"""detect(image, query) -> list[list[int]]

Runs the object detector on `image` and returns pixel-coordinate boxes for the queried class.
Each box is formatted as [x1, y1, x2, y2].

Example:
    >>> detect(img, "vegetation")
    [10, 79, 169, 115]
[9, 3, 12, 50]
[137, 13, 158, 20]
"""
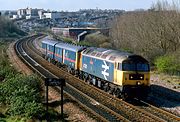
[83, 33, 112, 48]
[0, 16, 26, 38]
[0, 75, 44, 118]
[0, 44, 45, 121]
[110, 0, 180, 75]
[155, 53, 180, 75]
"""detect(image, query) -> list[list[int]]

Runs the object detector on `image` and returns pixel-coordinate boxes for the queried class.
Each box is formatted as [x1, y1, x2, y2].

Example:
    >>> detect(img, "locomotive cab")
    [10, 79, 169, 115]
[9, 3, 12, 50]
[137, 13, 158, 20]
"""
[116, 55, 150, 98]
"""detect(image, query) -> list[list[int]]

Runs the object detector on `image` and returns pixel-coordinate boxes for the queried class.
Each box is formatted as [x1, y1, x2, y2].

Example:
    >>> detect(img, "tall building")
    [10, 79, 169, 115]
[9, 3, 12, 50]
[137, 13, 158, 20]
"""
[38, 10, 46, 19]
[26, 8, 40, 16]
[17, 9, 26, 16]
[17, 8, 43, 19]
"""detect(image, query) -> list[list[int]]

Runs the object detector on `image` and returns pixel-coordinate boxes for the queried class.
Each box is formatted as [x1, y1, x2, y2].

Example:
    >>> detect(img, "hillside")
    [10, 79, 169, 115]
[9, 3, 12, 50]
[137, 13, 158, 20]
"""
[0, 17, 26, 38]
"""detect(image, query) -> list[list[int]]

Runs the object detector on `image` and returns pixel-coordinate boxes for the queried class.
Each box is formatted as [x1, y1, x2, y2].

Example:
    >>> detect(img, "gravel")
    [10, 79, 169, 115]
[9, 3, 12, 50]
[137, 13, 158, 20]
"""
[150, 73, 180, 116]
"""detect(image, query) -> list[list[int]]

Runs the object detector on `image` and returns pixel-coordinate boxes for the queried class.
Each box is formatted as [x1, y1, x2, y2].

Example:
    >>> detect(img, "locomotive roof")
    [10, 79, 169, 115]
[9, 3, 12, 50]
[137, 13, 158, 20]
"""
[55, 42, 85, 52]
[82, 47, 138, 62]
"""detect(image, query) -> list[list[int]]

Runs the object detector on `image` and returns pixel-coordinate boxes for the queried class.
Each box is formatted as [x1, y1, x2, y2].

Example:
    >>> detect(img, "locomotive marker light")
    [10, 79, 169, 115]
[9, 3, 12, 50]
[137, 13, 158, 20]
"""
[45, 78, 66, 121]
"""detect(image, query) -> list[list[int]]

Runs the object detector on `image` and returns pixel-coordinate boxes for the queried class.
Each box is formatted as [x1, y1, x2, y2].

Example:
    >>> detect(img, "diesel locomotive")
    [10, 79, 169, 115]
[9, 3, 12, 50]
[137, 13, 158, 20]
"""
[41, 37, 150, 99]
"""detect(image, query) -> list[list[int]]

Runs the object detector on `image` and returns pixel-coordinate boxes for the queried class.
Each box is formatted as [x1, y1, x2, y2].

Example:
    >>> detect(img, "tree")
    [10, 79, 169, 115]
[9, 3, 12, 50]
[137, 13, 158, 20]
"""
[110, 0, 180, 63]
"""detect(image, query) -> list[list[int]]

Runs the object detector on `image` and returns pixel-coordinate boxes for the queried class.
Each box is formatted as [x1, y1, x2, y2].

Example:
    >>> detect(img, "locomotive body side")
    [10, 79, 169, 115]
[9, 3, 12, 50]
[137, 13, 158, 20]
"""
[81, 54, 114, 82]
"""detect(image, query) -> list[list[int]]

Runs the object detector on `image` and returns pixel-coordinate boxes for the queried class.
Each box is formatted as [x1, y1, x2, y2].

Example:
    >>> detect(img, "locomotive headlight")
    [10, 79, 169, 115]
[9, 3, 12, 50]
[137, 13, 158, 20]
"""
[136, 81, 141, 85]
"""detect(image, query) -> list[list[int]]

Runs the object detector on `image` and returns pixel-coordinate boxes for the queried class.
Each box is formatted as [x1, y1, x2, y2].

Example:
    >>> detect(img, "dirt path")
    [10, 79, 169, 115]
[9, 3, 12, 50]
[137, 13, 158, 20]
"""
[7, 42, 33, 75]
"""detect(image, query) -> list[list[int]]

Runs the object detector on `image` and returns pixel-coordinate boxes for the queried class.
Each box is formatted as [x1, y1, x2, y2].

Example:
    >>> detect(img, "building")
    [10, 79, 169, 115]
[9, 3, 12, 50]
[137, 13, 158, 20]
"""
[43, 12, 60, 20]
[17, 9, 26, 17]
[17, 8, 42, 19]
[12, 15, 19, 19]
[38, 10, 46, 19]
[26, 8, 39, 16]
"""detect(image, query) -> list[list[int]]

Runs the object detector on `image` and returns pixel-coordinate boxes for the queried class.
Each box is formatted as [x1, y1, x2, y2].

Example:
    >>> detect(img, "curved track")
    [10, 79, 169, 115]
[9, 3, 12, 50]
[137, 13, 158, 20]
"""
[15, 35, 180, 122]
[15, 36, 129, 122]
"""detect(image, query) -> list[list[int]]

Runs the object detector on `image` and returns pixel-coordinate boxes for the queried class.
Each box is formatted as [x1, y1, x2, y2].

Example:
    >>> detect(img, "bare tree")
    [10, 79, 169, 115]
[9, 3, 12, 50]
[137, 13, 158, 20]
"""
[110, 0, 180, 62]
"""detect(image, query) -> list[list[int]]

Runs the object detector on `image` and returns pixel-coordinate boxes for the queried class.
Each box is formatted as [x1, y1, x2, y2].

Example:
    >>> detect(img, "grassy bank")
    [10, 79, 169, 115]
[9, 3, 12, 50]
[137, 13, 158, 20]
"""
[0, 42, 45, 121]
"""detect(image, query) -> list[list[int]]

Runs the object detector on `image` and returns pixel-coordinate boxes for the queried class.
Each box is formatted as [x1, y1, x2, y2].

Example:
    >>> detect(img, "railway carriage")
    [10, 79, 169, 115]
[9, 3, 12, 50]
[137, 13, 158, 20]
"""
[54, 43, 85, 74]
[41, 39, 58, 61]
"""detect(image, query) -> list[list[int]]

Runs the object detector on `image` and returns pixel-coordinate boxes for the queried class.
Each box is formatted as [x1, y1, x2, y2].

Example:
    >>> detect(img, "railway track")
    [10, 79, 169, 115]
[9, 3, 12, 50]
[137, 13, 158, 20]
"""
[128, 98, 180, 122]
[15, 35, 180, 122]
[15, 36, 129, 122]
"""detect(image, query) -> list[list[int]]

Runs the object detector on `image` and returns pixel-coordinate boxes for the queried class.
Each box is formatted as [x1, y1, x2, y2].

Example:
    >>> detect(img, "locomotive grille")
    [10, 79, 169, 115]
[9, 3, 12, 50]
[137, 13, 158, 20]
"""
[129, 74, 144, 80]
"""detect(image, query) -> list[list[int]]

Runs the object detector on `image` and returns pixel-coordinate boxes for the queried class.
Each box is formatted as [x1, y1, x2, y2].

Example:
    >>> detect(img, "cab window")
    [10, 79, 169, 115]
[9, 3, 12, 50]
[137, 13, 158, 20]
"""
[122, 63, 136, 71]
[137, 63, 149, 71]
[119, 63, 149, 71]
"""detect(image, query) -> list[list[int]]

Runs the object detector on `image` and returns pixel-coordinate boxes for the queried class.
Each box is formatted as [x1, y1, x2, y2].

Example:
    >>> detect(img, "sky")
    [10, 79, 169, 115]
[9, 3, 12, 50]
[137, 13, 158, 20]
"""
[0, 0, 174, 11]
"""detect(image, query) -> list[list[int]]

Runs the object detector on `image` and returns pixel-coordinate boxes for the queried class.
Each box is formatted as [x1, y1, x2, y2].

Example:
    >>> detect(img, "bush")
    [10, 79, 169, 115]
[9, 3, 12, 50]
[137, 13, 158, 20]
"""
[155, 55, 180, 75]
[84, 33, 111, 48]
[78, 41, 94, 47]
[0, 75, 44, 118]
[99, 42, 113, 48]
[0, 42, 44, 120]
[0, 16, 26, 38]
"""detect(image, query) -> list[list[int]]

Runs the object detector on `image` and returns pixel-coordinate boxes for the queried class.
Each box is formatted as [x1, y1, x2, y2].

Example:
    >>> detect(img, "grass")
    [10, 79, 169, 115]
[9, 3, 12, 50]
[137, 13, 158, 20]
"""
[0, 117, 27, 122]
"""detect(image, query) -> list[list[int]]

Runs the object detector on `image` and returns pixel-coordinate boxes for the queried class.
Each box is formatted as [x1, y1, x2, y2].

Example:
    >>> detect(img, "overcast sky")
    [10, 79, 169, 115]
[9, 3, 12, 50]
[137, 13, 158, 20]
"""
[0, 0, 174, 11]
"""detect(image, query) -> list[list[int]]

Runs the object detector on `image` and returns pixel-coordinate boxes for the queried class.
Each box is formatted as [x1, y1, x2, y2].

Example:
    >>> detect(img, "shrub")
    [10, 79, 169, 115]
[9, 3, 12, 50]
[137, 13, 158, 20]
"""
[155, 55, 180, 75]
[0, 75, 44, 118]
[78, 41, 94, 47]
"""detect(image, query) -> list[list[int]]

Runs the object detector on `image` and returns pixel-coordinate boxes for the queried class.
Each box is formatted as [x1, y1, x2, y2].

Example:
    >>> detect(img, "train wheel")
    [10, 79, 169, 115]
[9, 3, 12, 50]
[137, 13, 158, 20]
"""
[100, 82, 104, 90]
[109, 87, 114, 94]
[103, 84, 110, 92]
[121, 93, 129, 100]
[113, 88, 121, 98]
